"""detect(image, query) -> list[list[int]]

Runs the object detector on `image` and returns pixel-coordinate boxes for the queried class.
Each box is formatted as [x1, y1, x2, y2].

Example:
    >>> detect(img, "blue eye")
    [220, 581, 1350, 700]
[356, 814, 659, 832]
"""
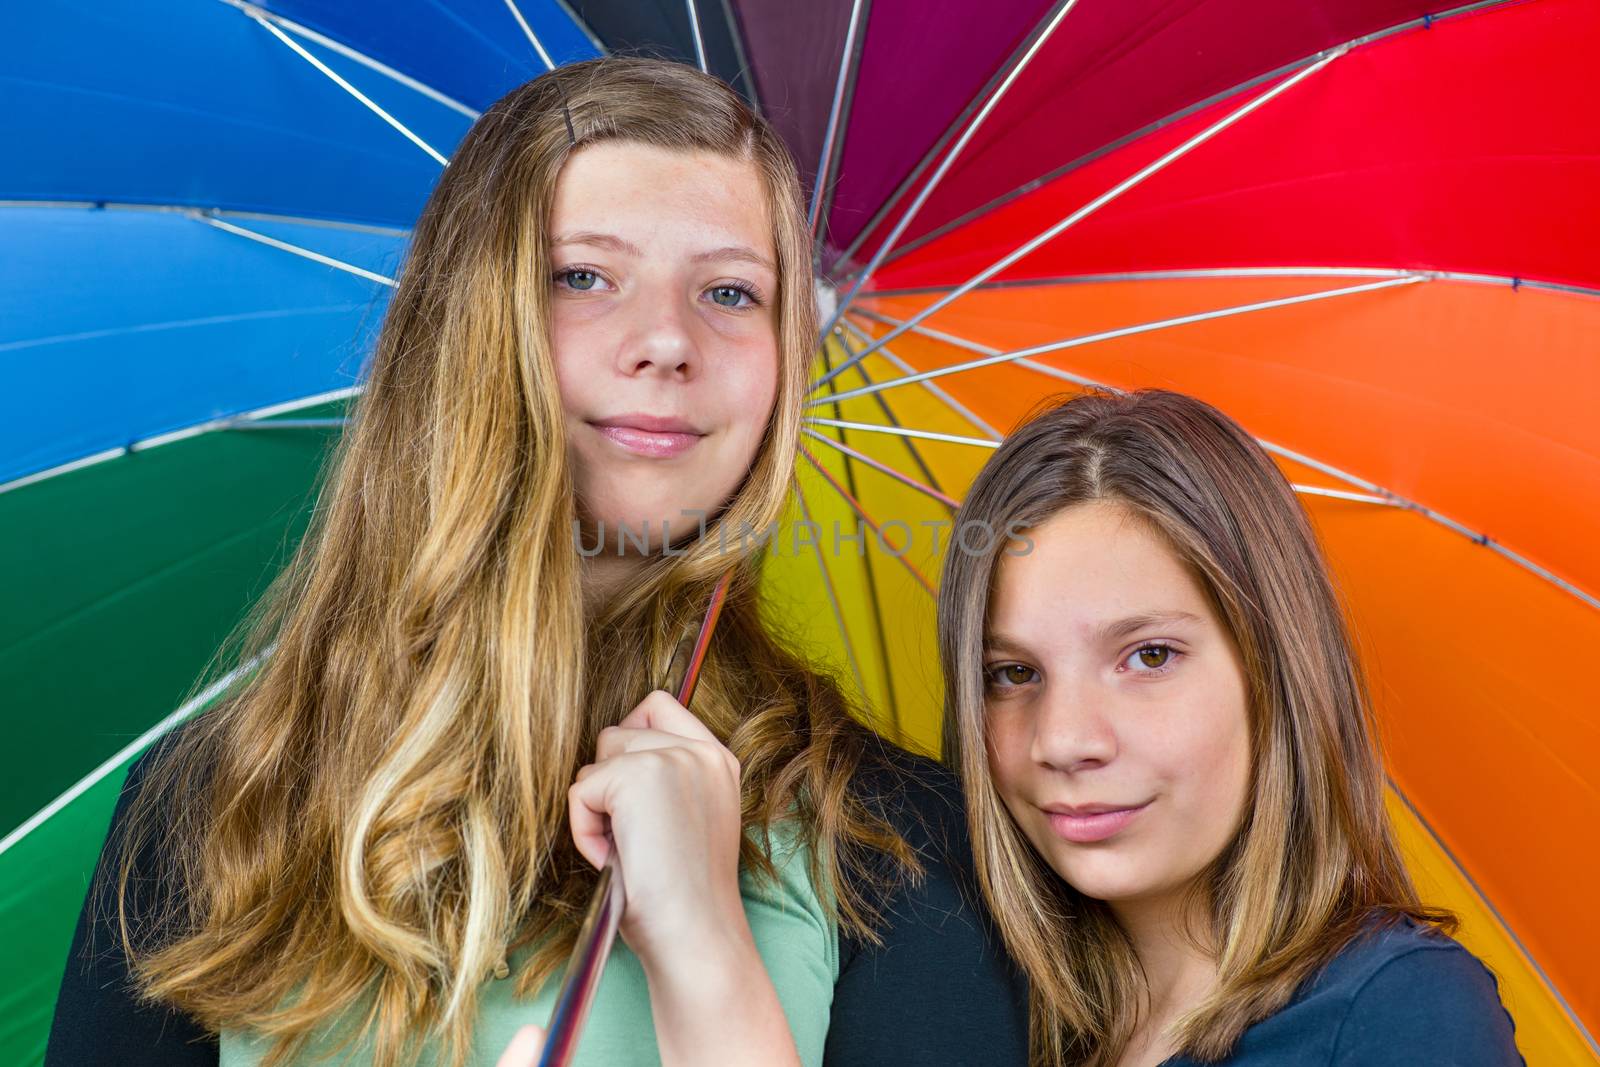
[707, 282, 760, 309]
[553, 268, 598, 294]
[550, 268, 611, 294]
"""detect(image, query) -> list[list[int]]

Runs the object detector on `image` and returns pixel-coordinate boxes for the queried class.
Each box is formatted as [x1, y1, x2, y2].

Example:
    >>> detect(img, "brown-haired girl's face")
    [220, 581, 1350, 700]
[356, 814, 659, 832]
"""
[982, 500, 1253, 906]
[548, 140, 780, 545]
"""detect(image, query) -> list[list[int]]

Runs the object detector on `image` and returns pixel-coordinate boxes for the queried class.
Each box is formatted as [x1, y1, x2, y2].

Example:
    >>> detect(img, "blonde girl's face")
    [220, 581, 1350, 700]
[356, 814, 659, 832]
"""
[548, 140, 781, 546]
[981, 501, 1253, 906]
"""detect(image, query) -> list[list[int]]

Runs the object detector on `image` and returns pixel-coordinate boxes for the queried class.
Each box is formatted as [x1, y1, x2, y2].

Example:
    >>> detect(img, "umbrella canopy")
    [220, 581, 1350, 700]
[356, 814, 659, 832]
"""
[3, 1, 1595, 1064]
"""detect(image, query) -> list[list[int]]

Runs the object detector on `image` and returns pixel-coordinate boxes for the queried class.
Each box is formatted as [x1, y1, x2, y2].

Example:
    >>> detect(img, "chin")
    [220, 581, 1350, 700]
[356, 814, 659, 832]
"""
[582, 488, 727, 547]
[583, 480, 678, 525]
[1051, 864, 1153, 903]
[1027, 835, 1157, 903]
[1059, 854, 1208, 907]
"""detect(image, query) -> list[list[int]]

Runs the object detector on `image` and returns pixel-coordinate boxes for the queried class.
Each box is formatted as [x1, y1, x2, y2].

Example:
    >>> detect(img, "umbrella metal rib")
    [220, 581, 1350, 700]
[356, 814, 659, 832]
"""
[0, 648, 270, 860]
[249, 13, 449, 165]
[801, 428, 960, 511]
[846, 306, 1119, 392]
[856, 267, 1600, 303]
[835, 317, 1002, 441]
[813, 337, 909, 730]
[1287, 486, 1398, 508]
[798, 445, 937, 598]
[828, 327, 964, 499]
[0, 199, 414, 237]
[816, 45, 1349, 389]
[219, 0, 483, 119]
[829, 306, 1600, 616]
[801, 429, 1387, 515]
[223, 418, 347, 431]
[790, 476, 874, 726]
[1386, 774, 1600, 1057]
[825, 0, 1086, 277]
[714, 0, 759, 112]
[1256, 428, 1600, 614]
[812, 276, 1425, 407]
[808, 0, 868, 237]
[502, 0, 558, 70]
[820, 0, 1084, 338]
[860, 266, 1421, 299]
[683, 0, 708, 74]
[0, 386, 361, 496]
[195, 213, 399, 287]
[859, 0, 1522, 272]
[804, 417, 1000, 450]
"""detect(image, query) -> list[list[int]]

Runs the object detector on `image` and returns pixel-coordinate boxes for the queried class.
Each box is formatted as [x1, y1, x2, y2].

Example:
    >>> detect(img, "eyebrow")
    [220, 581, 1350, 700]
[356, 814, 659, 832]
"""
[552, 230, 643, 256]
[693, 244, 777, 272]
[984, 610, 1202, 652]
[551, 230, 775, 272]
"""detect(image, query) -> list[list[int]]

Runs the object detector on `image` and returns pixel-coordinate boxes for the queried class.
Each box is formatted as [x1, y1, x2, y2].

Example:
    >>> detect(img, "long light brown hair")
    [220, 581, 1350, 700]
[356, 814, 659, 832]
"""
[100, 57, 913, 1067]
[937, 388, 1452, 1066]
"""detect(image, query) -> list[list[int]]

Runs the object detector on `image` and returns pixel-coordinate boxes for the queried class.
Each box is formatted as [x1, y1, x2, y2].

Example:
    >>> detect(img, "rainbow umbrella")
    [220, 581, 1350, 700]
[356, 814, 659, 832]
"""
[776, 2, 1600, 1063]
[3, 1, 1595, 1064]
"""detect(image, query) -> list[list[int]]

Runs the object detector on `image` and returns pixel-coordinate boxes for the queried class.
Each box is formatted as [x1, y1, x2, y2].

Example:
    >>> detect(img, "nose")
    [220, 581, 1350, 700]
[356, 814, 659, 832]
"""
[1029, 673, 1118, 773]
[615, 284, 701, 380]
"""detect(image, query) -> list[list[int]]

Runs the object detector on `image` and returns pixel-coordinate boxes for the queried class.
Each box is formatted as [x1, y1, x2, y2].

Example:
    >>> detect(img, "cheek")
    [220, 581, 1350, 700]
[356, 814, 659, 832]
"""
[1157, 678, 1252, 842]
[983, 707, 1034, 799]
[724, 343, 779, 447]
[549, 319, 596, 417]
[695, 344, 779, 494]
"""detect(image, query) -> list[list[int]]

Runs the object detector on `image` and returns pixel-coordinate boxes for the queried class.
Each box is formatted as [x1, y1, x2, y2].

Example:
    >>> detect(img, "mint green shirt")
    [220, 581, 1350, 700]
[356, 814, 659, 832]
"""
[219, 825, 838, 1067]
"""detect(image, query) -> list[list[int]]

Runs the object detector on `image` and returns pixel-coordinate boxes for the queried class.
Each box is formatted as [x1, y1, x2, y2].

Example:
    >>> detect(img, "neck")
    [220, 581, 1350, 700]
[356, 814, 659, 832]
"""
[1110, 889, 1219, 1029]
[580, 552, 646, 619]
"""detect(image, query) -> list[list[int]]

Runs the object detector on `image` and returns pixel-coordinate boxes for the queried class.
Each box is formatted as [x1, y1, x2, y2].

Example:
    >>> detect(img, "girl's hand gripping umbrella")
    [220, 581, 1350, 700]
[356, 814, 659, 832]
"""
[533, 570, 734, 1067]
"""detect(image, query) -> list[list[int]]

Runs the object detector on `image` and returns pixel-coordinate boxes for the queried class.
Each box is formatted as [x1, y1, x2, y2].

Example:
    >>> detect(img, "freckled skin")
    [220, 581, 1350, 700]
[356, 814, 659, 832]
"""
[548, 141, 780, 546]
[983, 501, 1254, 905]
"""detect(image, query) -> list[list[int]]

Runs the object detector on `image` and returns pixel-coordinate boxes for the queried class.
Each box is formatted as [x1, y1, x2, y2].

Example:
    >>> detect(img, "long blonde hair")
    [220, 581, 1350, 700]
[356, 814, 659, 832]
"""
[937, 388, 1452, 1066]
[103, 57, 912, 1067]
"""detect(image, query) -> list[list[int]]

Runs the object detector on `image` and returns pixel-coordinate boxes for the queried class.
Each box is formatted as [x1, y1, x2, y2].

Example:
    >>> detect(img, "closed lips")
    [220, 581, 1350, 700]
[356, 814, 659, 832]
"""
[1040, 800, 1151, 843]
[590, 413, 704, 434]
[588, 414, 705, 457]
[1041, 801, 1149, 816]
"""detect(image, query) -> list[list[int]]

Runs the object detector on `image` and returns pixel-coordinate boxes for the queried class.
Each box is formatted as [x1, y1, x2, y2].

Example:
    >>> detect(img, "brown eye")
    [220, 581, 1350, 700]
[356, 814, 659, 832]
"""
[1137, 646, 1170, 669]
[1125, 644, 1180, 674]
[985, 664, 1038, 688]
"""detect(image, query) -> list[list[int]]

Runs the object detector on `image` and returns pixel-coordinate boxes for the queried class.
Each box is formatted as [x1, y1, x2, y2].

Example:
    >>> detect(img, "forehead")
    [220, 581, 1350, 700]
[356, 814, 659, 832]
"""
[550, 141, 772, 256]
[988, 501, 1212, 631]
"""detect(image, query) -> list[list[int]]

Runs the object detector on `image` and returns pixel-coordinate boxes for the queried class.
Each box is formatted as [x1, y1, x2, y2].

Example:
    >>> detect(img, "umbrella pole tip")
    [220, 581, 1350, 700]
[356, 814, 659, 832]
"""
[815, 278, 839, 331]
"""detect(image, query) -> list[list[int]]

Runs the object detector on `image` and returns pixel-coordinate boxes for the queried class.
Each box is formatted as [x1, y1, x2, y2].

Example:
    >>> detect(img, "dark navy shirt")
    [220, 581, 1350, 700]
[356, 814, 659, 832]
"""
[1163, 915, 1523, 1067]
[825, 736, 1030, 1065]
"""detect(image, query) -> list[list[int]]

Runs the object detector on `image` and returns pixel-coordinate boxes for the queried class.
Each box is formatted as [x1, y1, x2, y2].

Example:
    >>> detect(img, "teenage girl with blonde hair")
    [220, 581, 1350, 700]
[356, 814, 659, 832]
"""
[47, 57, 1026, 1067]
